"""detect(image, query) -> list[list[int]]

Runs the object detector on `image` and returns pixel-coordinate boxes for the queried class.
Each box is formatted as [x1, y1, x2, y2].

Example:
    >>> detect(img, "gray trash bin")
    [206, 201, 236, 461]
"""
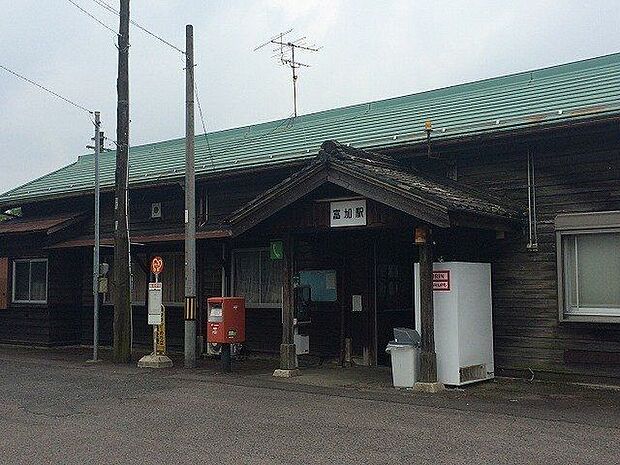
[385, 328, 421, 388]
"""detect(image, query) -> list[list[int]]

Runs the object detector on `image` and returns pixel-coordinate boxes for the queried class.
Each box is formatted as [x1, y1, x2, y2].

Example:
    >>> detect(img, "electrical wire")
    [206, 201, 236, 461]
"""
[66, 0, 293, 166]
[242, 112, 296, 144]
[0, 64, 92, 114]
[194, 83, 215, 169]
[66, 0, 119, 37]
[89, 0, 185, 54]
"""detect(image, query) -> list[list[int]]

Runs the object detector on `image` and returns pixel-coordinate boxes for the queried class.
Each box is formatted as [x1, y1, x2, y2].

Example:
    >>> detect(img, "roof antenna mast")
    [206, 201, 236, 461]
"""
[254, 29, 321, 117]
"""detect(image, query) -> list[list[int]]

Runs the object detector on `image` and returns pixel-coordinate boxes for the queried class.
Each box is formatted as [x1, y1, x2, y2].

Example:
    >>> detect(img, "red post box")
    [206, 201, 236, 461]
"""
[206, 297, 245, 344]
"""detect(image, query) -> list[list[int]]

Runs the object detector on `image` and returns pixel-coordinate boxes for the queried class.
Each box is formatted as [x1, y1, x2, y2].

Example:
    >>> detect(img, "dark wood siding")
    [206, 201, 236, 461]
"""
[0, 235, 51, 345]
[0, 257, 8, 310]
[205, 168, 294, 224]
[444, 125, 620, 381]
[48, 249, 83, 345]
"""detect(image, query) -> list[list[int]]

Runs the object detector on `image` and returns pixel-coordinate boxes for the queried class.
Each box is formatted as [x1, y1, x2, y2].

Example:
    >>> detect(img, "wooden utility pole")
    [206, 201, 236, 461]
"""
[113, 0, 132, 363]
[184, 24, 197, 368]
[279, 236, 296, 371]
[418, 227, 438, 383]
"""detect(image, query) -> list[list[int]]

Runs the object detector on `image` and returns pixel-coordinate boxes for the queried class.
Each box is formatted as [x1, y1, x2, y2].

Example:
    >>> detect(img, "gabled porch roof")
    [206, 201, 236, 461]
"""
[223, 141, 523, 237]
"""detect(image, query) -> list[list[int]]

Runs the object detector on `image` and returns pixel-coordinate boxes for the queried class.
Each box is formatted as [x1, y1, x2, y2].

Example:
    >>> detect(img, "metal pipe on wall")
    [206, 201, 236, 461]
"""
[526, 148, 539, 251]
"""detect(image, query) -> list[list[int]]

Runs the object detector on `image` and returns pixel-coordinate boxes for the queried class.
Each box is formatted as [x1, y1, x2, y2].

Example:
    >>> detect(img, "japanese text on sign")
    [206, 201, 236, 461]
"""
[330, 199, 367, 227]
[148, 282, 163, 325]
[433, 270, 451, 291]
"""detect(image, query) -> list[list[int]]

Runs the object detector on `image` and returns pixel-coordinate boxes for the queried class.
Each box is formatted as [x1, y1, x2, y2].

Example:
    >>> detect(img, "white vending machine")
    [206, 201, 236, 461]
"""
[414, 262, 494, 386]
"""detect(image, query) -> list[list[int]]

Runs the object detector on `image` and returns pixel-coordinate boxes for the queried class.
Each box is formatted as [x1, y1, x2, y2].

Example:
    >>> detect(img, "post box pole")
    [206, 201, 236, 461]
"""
[221, 344, 231, 372]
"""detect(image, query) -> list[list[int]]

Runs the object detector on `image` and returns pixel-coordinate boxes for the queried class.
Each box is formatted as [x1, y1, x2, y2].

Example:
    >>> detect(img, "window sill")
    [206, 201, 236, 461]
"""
[560, 313, 620, 324]
[10, 302, 48, 308]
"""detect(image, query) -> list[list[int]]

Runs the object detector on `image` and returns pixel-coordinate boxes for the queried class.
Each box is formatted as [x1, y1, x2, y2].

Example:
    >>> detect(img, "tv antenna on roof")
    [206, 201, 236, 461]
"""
[254, 29, 321, 117]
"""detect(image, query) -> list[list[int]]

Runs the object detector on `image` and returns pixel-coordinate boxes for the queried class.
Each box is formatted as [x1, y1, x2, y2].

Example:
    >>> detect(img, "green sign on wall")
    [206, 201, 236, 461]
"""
[270, 240, 284, 260]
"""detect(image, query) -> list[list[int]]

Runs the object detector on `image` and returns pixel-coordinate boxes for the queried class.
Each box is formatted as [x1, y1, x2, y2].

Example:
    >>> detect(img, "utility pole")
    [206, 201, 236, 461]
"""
[113, 0, 132, 363]
[254, 30, 320, 117]
[184, 24, 197, 368]
[91, 111, 101, 362]
[418, 227, 438, 385]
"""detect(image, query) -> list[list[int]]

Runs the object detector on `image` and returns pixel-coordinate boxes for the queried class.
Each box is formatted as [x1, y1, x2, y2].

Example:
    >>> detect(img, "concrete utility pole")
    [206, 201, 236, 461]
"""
[91, 110, 101, 362]
[113, 0, 132, 363]
[184, 24, 197, 368]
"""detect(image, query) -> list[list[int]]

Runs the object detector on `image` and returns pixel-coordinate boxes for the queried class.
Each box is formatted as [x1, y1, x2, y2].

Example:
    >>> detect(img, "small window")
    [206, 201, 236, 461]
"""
[232, 248, 283, 308]
[556, 212, 620, 322]
[12, 259, 48, 304]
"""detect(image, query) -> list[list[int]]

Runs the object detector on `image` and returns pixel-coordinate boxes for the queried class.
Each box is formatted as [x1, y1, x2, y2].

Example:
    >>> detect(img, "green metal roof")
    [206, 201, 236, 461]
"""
[2, 52, 620, 207]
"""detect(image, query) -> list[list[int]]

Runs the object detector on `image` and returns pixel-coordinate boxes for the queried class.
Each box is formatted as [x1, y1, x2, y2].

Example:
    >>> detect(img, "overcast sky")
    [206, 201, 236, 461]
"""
[0, 0, 619, 194]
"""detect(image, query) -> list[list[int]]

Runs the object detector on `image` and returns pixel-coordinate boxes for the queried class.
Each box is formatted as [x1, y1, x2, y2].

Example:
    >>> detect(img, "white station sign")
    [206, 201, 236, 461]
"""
[330, 199, 367, 228]
[148, 282, 163, 325]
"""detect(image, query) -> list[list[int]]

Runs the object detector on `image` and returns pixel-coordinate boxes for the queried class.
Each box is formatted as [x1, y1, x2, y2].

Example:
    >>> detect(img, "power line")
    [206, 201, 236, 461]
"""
[194, 83, 215, 169]
[66, 0, 119, 37]
[89, 0, 185, 54]
[0, 64, 92, 114]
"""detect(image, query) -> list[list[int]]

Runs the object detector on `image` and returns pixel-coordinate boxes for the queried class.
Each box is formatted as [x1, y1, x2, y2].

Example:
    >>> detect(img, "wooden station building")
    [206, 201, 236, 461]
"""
[1, 53, 619, 383]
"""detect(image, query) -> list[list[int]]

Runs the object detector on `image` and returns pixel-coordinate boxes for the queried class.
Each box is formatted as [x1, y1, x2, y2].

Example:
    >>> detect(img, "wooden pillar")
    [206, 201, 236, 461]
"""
[279, 235, 296, 370]
[418, 228, 438, 383]
[339, 236, 348, 366]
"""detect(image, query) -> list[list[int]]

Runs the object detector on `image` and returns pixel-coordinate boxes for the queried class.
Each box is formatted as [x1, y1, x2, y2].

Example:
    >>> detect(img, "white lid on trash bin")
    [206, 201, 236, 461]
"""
[385, 342, 415, 352]
[393, 327, 421, 346]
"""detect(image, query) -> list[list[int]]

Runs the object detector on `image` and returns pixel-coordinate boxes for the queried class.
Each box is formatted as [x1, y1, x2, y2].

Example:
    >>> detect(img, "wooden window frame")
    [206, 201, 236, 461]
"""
[11, 258, 48, 305]
[556, 211, 620, 323]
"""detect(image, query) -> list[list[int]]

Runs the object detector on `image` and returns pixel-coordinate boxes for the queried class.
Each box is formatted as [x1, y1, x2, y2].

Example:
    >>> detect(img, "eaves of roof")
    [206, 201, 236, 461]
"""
[225, 141, 522, 236]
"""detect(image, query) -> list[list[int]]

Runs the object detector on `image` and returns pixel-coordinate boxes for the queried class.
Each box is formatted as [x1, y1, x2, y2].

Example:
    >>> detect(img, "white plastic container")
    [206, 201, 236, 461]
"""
[385, 343, 419, 388]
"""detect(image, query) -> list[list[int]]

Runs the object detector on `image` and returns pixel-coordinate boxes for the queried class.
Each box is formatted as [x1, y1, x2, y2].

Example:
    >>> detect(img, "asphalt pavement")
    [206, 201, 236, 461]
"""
[1, 347, 619, 465]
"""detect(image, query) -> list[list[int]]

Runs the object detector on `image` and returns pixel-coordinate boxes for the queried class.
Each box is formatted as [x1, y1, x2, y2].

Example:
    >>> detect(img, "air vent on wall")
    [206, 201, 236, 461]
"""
[459, 364, 487, 383]
[151, 202, 162, 219]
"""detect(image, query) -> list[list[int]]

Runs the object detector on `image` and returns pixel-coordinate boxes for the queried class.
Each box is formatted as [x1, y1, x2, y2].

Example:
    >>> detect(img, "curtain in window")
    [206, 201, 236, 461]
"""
[30, 261, 47, 301]
[13, 262, 30, 301]
[260, 250, 283, 305]
[233, 250, 260, 305]
[159, 253, 184, 304]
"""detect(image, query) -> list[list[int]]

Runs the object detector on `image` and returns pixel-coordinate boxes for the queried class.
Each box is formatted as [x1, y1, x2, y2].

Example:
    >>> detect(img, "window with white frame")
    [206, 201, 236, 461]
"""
[232, 248, 283, 308]
[556, 212, 620, 321]
[12, 259, 48, 304]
